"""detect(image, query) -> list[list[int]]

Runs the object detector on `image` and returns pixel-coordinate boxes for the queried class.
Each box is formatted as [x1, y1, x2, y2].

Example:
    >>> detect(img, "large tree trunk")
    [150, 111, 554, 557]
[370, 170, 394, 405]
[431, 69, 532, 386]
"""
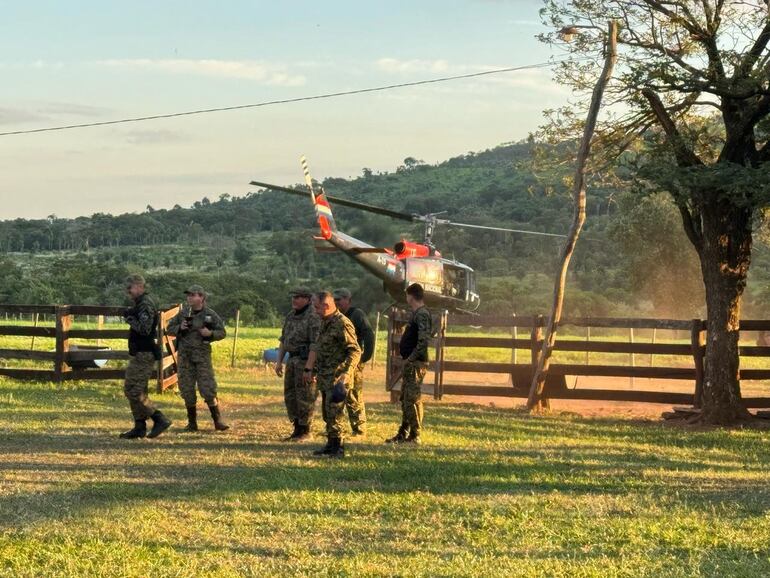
[697, 198, 753, 424]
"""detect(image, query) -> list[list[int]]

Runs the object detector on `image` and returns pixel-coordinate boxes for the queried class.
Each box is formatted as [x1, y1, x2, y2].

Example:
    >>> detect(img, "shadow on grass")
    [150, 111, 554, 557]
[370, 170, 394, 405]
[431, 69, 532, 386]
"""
[2, 382, 770, 535]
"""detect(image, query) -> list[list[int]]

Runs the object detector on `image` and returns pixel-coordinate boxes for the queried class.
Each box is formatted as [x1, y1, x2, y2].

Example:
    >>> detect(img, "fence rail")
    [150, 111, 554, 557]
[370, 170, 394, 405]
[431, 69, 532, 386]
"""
[0, 303, 180, 391]
[386, 311, 770, 409]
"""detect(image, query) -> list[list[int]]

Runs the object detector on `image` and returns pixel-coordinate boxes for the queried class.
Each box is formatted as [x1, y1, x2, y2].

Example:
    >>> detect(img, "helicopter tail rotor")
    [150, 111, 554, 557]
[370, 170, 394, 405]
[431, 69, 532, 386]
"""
[300, 156, 337, 240]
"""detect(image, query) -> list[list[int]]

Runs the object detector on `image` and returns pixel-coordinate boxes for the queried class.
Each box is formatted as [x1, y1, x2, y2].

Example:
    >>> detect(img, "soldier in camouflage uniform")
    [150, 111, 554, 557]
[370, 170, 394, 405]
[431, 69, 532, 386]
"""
[386, 283, 432, 445]
[333, 288, 374, 436]
[304, 292, 361, 457]
[166, 284, 229, 432]
[275, 287, 321, 441]
[119, 274, 172, 439]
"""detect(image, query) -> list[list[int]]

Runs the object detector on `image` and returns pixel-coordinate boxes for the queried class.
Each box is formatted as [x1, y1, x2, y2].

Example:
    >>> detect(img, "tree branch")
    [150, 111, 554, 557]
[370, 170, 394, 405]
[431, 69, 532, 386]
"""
[677, 203, 704, 250]
[641, 88, 704, 167]
[527, 21, 619, 411]
[736, 20, 770, 79]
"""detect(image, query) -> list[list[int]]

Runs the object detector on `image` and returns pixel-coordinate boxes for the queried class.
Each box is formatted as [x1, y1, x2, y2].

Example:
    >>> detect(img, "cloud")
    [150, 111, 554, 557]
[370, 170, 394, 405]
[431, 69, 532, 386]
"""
[0, 107, 47, 126]
[123, 129, 187, 145]
[0, 60, 65, 70]
[96, 59, 306, 86]
[0, 102, 110, 127]
[376, 58, 458, 74]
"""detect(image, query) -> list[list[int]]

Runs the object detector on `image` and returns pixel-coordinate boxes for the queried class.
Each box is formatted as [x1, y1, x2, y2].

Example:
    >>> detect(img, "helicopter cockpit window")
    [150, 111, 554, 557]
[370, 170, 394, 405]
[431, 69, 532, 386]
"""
[443, 265, 468, 298]
[405, 259, 444, 295]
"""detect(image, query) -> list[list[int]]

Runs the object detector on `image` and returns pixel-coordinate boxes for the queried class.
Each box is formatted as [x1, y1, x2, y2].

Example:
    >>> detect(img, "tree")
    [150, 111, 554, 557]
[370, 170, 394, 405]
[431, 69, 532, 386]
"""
[540, 1, 770, 423]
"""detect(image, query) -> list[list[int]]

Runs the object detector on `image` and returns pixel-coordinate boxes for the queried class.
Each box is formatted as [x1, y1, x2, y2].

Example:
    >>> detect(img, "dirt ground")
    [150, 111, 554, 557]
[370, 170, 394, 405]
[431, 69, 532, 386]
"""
[363, 366, 770, 420]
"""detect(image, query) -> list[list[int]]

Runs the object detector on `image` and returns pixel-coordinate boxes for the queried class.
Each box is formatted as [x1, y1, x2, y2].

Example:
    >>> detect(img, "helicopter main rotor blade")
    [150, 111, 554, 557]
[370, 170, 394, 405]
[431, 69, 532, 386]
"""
[445, 221, 567, 238]
[249, 180, 417, 222]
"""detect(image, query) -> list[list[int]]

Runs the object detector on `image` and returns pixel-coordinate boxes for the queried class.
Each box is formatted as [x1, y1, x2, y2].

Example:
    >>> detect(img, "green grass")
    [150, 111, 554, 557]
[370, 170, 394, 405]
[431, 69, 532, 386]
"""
[1, 347, 770, 577]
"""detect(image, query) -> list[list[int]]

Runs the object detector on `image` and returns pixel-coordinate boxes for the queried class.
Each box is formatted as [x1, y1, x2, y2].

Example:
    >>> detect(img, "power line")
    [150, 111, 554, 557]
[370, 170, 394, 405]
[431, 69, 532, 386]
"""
[0, 61, 562, 137]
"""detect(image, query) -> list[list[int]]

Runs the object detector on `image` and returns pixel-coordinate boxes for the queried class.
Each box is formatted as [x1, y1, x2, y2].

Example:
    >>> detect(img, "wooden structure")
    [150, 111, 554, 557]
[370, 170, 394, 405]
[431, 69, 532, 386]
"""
[0, 304, 181, 392]
[386, 311, 770, 408]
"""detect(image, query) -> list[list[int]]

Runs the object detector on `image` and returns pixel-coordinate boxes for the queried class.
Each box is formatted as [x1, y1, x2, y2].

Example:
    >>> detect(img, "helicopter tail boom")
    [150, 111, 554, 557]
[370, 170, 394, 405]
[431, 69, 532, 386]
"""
[313, 190, 337, 240]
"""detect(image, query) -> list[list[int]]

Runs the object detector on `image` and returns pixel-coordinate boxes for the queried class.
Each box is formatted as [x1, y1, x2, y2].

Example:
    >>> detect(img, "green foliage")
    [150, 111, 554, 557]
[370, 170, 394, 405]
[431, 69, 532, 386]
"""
[2, 363, 770, 576]
[3, 140, 770, 321]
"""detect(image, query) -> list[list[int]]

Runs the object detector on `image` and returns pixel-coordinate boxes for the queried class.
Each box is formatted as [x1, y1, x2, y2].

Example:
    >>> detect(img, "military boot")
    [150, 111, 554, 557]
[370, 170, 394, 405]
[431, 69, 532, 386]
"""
[405, 431, 422, 445]
[147, 410, 172, 439]
[119, 419, 147, 439]
[351, 425, 366, 437]
[294, 423, 311, 442]
[209, 404, 230, 431]
[385, 422, 409, 444]
[183, 406, 198, 432]
[312, 438, 334, 456]
[328, 437, 345, 458]
[283, 420, 300, 441]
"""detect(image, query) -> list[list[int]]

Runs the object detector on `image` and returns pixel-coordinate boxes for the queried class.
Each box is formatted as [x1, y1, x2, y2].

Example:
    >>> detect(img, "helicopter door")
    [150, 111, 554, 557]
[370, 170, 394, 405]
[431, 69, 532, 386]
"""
[443, 264, 469, 298]
[404, 258, 444, 295]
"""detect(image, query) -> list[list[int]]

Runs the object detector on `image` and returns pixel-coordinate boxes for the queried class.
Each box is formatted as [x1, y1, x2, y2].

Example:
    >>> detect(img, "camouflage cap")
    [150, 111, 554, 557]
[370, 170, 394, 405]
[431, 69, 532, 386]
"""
[125, 274, 146, 287]
[332, 288, 352, 300]
[184, 284, 207, 297]
[289, 286, 312, 298]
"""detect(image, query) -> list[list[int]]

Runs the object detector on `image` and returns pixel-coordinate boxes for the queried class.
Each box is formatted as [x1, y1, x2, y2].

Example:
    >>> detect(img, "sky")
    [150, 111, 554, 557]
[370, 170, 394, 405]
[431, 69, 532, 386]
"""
[0, 0, 569, 219]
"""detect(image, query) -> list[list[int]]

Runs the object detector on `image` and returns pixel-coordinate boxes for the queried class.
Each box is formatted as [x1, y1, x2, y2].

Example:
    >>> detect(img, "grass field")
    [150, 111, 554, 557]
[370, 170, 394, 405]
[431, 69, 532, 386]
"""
[2, 333, 770, 577]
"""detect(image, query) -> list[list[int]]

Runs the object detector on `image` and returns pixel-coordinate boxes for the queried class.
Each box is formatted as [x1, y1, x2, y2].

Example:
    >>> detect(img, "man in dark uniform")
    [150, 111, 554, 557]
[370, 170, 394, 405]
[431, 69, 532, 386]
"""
[304, 292, 361, 457]
[166, 284, 229, 432]
[333, 288, 374, 436]
[386, 283, 432, 445]
[275, 287, 321, 441]
[119, 274, 172, 439]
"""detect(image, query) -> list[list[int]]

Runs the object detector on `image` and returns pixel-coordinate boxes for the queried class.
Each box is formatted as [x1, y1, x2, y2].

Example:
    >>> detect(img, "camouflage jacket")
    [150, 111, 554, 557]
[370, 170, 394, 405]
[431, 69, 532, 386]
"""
[399, 305, 432, 362]
[343, 306, 375, 364]
[311, 309, 361, 385]
[125, 292, 159, 357]
[279, 304, 321, 358]
[167, 306, 226, 351]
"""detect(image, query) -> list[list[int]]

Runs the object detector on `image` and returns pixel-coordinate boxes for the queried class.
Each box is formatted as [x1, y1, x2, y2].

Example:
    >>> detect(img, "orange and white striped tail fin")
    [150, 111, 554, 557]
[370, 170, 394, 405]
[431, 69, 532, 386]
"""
[300, 155, 336, 240]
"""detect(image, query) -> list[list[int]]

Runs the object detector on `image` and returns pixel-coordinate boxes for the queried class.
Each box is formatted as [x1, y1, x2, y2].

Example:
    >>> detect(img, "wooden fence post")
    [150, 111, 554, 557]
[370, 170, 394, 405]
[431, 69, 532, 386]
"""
[97, 315, 104, 347]
[230, 309, 240, 369]
[650, 327, 657, 370]
[691, 319, 706, 408]
[630, 327, 636, 389]
[54, 305, 72, 382]
[371, 311, 381, 369]
[30, 313, 39, 351]
[386, 313, 399, 403]
[530, 315, 548, 410]
[433, 310, 448, 400]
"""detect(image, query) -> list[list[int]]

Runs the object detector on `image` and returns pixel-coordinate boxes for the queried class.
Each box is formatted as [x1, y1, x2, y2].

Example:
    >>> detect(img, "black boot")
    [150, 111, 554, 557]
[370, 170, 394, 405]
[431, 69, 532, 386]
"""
[283, 420, 300, 441]
[313, 437, 334, 456]
[385, 424, 409, 444]
[406, 431, 422, 445]
[328, 437, 345, 458]
[119, 419, 147, 439]
[147, 411, 172, 439]
[183, 406, 198, 432]
[209, 404, 230, 431]
[295, 423, 311, 442]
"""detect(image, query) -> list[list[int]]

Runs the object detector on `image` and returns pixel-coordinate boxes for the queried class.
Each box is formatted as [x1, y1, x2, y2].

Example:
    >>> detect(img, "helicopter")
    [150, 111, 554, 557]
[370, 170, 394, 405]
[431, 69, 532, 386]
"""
[250, 157, 566, 312]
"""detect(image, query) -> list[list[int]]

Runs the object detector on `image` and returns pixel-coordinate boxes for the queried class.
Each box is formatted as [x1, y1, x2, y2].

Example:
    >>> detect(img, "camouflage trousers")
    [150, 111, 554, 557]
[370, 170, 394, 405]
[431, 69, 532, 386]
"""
[400, 361, 427, 433]
[320, 380, 346, 440]
[178, 347, 219, 407]
[344, 362, 367, 431]
[124, 352, 157, 420]
[284, 356, 318, 426]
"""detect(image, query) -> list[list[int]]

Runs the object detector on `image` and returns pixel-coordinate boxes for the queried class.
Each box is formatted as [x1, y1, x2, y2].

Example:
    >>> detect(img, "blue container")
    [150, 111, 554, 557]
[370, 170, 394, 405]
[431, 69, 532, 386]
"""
[262, 348, 289, 364]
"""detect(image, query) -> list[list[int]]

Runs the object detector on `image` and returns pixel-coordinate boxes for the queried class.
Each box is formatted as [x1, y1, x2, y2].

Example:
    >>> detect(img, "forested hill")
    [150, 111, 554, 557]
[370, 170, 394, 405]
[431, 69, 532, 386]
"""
[0, 142, 583, 253]
[1, 141, 769, 322]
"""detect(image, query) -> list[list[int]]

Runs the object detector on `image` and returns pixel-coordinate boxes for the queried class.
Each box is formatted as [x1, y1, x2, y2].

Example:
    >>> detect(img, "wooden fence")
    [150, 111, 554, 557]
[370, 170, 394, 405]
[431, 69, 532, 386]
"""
[386, 311, 770, 408]
[0, 304, 181, 392]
